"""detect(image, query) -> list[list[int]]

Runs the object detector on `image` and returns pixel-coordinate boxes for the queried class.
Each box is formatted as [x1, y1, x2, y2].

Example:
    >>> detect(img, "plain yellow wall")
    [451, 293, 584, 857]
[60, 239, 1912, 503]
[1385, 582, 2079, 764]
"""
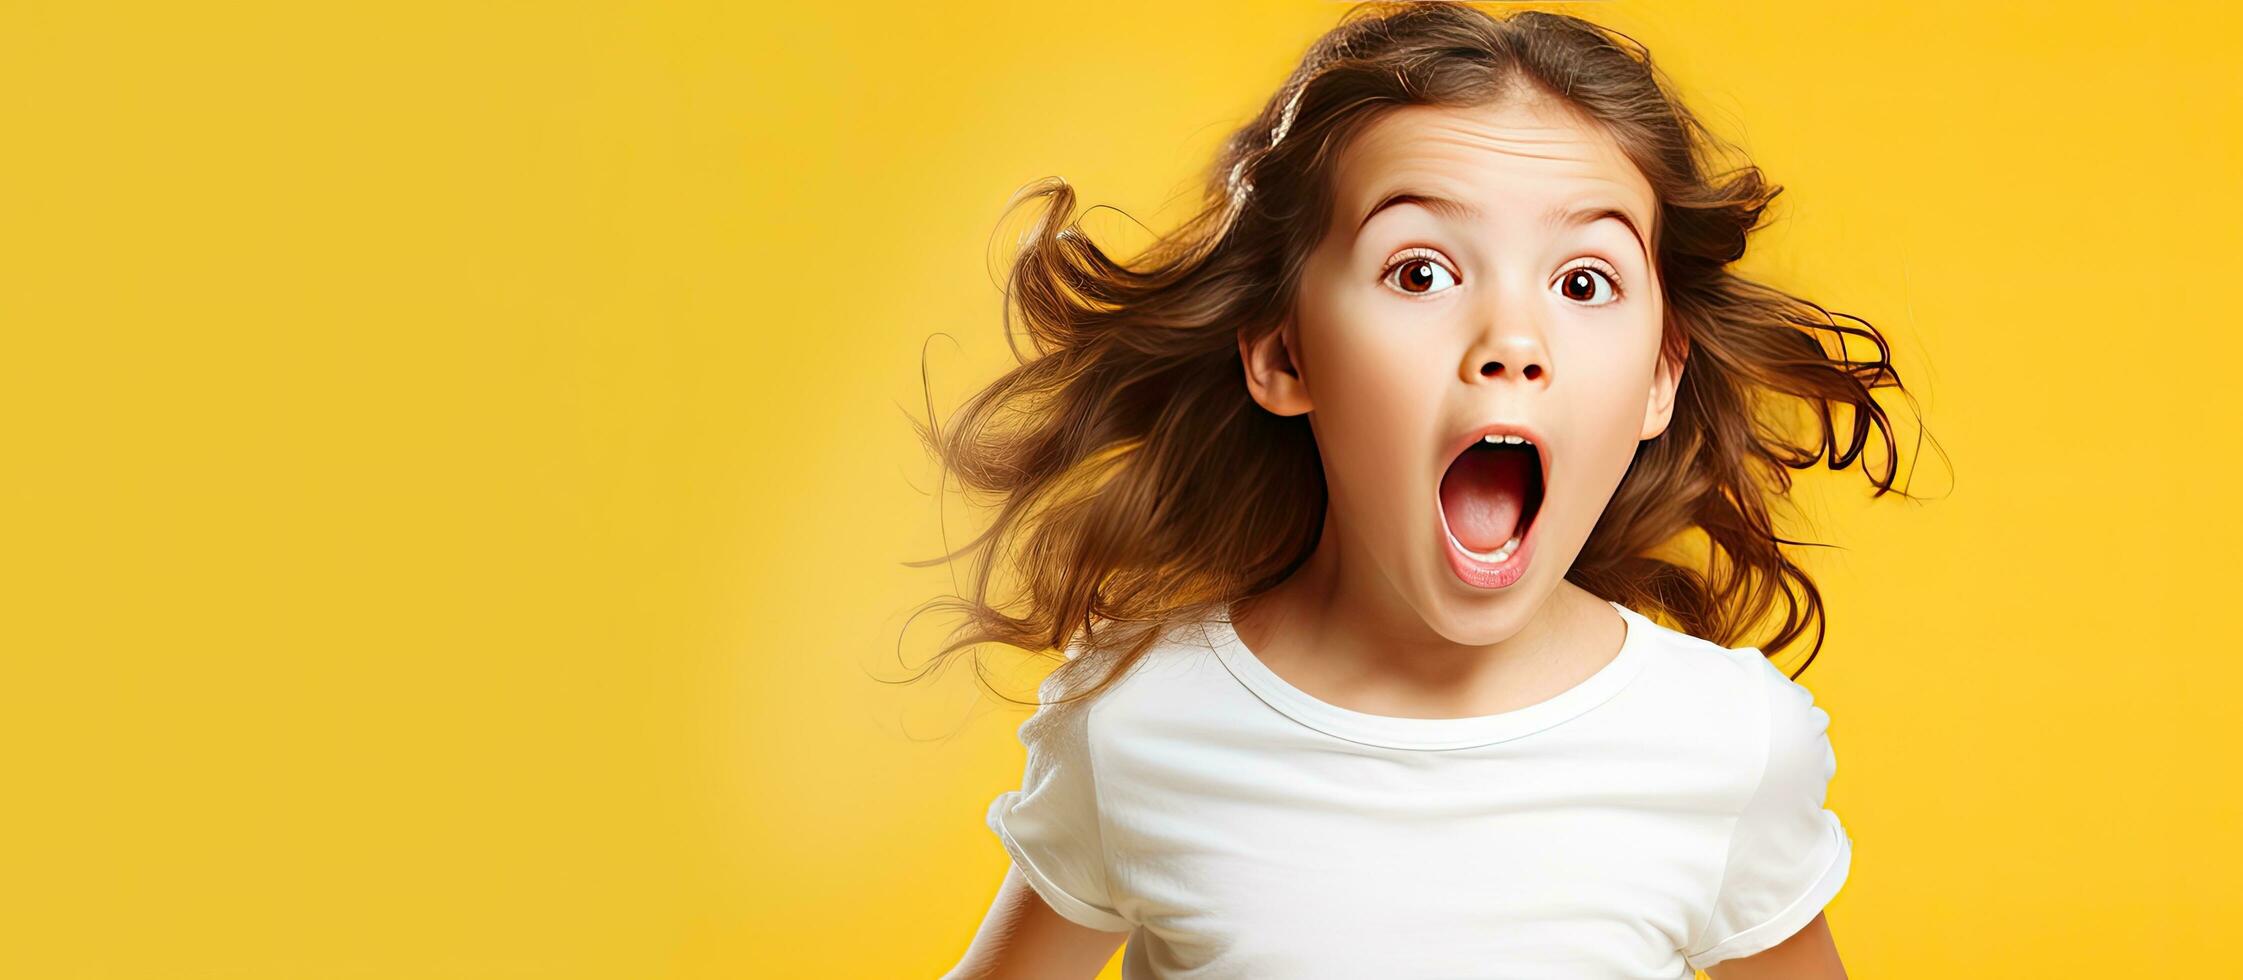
[3, 1, 2237, 976]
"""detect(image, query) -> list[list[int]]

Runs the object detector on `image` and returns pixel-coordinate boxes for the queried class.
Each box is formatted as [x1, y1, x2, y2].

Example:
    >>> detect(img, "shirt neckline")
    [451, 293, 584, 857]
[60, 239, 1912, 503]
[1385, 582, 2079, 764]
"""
[1205, 599, 1653, 751]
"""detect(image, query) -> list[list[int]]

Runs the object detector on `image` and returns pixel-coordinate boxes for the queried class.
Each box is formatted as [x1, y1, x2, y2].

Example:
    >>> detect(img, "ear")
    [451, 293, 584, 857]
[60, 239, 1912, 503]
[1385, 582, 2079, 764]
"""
[1240, 317, 1313, 417]
[1638, 333, 1688, 440]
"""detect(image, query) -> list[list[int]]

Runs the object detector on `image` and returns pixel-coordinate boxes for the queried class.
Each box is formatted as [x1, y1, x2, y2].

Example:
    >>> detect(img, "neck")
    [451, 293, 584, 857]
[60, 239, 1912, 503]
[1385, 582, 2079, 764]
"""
[1234, 503, 1601, 700]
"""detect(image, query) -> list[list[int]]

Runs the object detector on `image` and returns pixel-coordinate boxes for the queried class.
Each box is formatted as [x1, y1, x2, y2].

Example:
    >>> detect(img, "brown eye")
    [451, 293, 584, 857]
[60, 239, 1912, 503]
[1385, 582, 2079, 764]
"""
[1554, 264, 1621, 305]
[1381, 252, 1457, 296]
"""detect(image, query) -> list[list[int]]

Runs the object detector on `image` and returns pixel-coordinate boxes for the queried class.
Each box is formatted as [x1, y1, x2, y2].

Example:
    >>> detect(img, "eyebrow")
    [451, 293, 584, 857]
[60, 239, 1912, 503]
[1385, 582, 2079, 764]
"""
[1355, 190, 1650, 257]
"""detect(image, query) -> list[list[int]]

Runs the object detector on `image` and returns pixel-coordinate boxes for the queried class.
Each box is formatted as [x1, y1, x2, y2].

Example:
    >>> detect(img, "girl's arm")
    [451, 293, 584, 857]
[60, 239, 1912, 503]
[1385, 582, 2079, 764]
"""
[1704, 911, 1847, 979]
[943, 863, 1130, 980]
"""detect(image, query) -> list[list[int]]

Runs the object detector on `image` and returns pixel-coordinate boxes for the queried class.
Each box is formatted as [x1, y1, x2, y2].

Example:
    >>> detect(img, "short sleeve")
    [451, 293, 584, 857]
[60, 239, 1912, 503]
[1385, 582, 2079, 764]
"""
[985, 669, 1133, 933]
[1683, 653, 1853, 972]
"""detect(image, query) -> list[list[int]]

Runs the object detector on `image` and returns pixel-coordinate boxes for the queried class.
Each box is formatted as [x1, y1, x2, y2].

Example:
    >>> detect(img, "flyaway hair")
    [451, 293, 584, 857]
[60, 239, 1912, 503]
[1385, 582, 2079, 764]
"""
[895, 1, 1942, 707]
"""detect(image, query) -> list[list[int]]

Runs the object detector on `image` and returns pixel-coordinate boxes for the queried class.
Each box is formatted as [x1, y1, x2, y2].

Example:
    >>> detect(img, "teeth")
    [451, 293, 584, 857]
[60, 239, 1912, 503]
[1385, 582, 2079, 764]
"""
[1446, 432, 1535, 566]
[1446, 526, 1524, 564]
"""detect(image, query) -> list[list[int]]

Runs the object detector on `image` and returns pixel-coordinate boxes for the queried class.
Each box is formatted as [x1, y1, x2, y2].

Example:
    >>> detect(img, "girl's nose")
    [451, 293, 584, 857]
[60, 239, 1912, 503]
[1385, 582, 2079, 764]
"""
[1464, 311, 1552, 388]
[1475, 351, 1546, 383]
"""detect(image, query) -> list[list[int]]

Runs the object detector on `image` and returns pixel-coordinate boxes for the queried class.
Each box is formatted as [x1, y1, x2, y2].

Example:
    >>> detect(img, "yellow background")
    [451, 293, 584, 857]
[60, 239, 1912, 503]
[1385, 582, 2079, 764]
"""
[4, 1, 2236, 976]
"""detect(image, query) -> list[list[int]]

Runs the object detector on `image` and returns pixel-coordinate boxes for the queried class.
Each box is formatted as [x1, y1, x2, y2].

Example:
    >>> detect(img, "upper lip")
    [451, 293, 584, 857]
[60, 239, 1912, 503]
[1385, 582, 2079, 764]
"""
[1437, 420, 1553, 489]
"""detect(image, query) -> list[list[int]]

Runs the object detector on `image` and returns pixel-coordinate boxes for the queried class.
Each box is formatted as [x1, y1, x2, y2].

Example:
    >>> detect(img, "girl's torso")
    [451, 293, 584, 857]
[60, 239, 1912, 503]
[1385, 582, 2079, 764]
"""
[1078, 601, 1799, 979]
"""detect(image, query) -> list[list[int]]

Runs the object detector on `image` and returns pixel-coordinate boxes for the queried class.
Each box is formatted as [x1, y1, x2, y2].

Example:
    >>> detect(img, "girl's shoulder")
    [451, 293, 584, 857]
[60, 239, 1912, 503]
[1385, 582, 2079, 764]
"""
[1614, 602, 1772, 690]
[1029, 603, 1255, 736]
[1610, 603, 1835, 760]
[1622, 605, 1838, 767]
[1034, 604, 1231, 702]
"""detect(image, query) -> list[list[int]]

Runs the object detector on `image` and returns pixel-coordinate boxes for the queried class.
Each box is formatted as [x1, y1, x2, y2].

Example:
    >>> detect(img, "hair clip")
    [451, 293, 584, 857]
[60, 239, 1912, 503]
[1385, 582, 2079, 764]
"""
[1223, 46, 1343, 222]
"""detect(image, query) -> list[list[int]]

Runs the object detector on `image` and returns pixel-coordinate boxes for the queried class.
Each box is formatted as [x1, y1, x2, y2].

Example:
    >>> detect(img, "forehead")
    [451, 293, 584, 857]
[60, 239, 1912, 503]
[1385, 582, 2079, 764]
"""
[1328, 95, 1656, 240]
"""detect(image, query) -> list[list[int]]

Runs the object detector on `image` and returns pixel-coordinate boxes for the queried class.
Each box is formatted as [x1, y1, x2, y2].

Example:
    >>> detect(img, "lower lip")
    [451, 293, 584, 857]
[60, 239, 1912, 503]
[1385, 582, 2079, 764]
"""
[1437, 494, 1539, 590]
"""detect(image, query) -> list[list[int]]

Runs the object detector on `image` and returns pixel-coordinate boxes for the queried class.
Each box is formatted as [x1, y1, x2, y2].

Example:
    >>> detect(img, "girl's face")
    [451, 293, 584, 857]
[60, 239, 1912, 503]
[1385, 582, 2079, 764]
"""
[1244, 92, 1683, 643]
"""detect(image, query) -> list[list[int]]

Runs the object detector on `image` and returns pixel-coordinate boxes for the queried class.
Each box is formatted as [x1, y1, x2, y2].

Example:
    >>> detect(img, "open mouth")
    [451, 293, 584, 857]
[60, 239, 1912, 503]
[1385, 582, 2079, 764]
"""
[1438, 435, 1546, 565]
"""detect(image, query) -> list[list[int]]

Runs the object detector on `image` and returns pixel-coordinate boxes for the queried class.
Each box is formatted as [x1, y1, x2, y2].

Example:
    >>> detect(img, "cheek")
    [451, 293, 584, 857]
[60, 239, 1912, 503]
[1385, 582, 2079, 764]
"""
[1295, 292, 1443, 494]
[1556, 320, 1663, 477]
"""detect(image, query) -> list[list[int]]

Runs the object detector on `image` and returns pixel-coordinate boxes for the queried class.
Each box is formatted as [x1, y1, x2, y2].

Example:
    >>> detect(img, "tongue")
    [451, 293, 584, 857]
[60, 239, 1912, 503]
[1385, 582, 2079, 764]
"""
[1440, 448, 1530, 552]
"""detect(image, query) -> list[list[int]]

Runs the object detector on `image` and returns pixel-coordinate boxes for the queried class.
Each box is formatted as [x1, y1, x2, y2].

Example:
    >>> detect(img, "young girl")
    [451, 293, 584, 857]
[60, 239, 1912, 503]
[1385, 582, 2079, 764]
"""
[920, 3, 1920, 977]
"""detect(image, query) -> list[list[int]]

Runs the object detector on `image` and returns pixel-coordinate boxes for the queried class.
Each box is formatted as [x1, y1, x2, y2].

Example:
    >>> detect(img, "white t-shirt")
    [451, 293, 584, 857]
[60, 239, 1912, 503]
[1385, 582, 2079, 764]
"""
[985, 598, 1852, 978]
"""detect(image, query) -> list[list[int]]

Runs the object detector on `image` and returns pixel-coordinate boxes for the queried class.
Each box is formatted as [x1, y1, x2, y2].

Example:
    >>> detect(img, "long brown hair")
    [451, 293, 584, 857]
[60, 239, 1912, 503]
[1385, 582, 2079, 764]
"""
[897, 1, 1938, 707]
